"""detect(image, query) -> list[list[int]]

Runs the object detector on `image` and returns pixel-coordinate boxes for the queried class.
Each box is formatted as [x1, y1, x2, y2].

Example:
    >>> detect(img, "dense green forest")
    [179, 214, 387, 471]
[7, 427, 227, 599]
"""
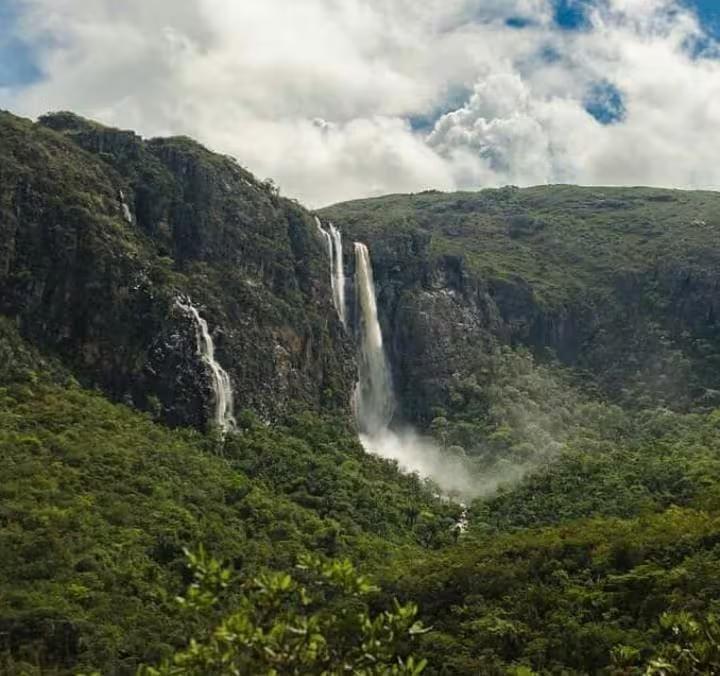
[2, 111, 720, 674]
[5, 316, 720, 674]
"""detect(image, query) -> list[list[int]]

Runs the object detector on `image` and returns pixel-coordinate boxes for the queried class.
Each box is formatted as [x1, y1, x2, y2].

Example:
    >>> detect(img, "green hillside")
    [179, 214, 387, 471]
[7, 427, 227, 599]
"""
[0, 318, 450, 673]
[322, 185, 720, 306]
[2, 110, 720, 674]
[322, 186, 720, 419]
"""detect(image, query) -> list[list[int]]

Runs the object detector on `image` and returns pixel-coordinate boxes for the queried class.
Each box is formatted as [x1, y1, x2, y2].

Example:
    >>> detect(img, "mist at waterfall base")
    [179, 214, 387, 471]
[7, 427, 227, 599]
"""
[359, 427, 483, 497]
[352, 241, 486, 498]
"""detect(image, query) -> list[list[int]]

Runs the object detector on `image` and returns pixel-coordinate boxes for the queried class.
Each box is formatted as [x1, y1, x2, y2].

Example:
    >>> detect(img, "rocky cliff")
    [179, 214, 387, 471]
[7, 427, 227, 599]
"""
[0, 111, 355, 428]
[322, 186, 720, 424]
[5, 110, 720, 431]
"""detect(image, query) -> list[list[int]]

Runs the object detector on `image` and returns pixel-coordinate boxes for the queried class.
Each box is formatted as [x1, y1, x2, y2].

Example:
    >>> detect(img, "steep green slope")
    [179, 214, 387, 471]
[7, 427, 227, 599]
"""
[0, 320, 450, 674]
[0, 110, 354, 429]
[322, 186, 720, 421]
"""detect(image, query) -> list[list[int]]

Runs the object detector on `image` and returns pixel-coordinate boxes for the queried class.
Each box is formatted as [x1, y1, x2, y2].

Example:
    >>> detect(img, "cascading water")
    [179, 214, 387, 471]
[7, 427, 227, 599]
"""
[176, 299, 236, 434]
[119, 190, 133, 224]
[315, 216, 334, 274]
[353, 242, 395, 433]
[352, 243, 475, 498]
[329, 224, 346, 325]
[315, 217, 346, 326]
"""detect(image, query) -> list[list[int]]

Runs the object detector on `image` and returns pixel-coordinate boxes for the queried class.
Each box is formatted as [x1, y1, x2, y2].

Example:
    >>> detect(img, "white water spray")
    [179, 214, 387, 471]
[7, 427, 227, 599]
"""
[329, 224, 346, 325]
[353, 243, 475, 497]
[176, 299, 236, 434]
[315, 217, 346, 326]
[119, 190, 133, 224]
[354, 242, 395, 432]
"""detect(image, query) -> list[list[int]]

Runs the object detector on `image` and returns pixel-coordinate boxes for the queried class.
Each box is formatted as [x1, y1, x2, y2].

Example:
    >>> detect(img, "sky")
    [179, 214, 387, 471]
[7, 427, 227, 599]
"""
[1, 0, 720, 207]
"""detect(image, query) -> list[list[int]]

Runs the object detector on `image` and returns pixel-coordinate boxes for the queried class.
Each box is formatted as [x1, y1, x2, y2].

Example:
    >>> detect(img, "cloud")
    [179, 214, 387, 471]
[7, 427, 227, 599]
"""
[427, 73, 554, 186]
[425, 0, 720, 190]
[3, 0, 720, 205]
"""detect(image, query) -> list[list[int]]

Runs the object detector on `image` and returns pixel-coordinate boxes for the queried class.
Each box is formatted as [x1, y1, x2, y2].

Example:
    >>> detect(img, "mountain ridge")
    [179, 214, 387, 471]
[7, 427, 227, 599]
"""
[0, 110, 355, 428]
[4, 110, 720, 674]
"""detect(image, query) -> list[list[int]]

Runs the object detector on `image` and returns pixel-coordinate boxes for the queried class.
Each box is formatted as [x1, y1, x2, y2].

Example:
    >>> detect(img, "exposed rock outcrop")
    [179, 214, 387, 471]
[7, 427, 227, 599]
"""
[323, 187, 720, 422]
[0, 111, 355, 428]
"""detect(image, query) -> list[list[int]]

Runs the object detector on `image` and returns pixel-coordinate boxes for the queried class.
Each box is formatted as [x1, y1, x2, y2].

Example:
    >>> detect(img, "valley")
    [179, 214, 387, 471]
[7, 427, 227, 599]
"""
[2, 111, 720, 674]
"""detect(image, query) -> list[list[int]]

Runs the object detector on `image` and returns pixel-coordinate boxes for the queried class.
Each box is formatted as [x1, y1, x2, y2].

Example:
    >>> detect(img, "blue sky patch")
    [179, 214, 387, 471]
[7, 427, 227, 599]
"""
[676, 1, 720, 59]
[683, 0, 720, 43]
[553, 0, 590, 31]
[584, 81, 626, 125]
[0, 1, 42, 88]
[551, 0, 720, 37]
[506, 16, 534, 29]
[686, 1, 720, 36]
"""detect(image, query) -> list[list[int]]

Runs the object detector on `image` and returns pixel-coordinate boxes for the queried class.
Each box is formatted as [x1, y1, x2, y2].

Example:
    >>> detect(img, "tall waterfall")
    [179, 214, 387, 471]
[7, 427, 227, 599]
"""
[353, 242, 395, 433]
[329, 224, 346, 325]
[353, 244, 476, 498]
[176, 299, 236, 434]
[315, 217, 346, 326]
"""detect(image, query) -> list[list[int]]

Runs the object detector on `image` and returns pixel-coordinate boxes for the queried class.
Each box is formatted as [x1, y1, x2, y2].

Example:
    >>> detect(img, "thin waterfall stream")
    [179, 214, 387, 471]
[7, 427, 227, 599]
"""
[315, 216, 346, 326]
[329, 223, 346, 325]
[176, 299, 236, 434]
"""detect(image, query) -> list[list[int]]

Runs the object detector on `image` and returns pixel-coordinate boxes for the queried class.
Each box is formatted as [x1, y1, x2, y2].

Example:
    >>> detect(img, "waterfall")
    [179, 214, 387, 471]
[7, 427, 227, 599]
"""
[315, 217, 346, 326]
[353, 242, 395, 433]
[329, 224, 347, 325]
[315, 216, 334, 270]
[176, 299, 236, 434]
[352, 243, 476, 497]
[119, 190, 133, 224]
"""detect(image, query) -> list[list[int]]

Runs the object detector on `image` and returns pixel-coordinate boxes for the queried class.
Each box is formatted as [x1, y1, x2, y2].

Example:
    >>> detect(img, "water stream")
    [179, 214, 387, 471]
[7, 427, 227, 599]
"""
[176, 299, 236, 434]
[315, 216, 347, 326]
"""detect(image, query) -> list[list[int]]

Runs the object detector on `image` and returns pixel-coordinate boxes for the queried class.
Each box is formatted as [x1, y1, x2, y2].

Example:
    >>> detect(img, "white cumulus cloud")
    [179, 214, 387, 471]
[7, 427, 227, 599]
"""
[3, 0, 720, 205]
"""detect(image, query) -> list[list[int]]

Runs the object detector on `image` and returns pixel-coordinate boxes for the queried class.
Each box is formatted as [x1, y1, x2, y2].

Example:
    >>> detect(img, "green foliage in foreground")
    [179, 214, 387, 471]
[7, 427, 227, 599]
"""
[641, 612, 720, 675]
[390, 506, 720, 674]
[5, 321, 720, 674]
[0, 322, 449, 674]
[139, 550, 427, 676]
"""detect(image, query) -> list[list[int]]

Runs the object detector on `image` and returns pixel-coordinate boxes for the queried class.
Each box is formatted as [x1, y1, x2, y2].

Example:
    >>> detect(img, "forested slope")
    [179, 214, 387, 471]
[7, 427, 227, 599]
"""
[3, 110, 720, 674]
[322, 186, 720, 422]
[0, 318, 451, 673]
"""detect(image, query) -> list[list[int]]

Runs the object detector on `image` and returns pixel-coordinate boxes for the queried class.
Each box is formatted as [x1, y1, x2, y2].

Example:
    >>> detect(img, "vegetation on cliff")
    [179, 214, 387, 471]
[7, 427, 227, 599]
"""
[322, 185, 720, 419]
[0, 318, 448, 674]
[2, 111, 720, 675]
[0, 110, 354, 429]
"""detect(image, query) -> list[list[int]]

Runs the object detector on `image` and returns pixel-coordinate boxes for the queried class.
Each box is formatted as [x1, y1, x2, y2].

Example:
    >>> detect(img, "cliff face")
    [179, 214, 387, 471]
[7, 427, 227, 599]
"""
[0, 111, 355, 427]
[340, 231, 500, 424]
[322, 187, 720, 423]
[6, 110, 720, 431]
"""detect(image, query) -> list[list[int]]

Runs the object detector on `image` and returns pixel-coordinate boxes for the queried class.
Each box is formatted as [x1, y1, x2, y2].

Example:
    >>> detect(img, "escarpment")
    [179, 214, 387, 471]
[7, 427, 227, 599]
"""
[5, 110, 720, 431]
[0, 111, 355, 428]
[322, 186, 720, 422]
